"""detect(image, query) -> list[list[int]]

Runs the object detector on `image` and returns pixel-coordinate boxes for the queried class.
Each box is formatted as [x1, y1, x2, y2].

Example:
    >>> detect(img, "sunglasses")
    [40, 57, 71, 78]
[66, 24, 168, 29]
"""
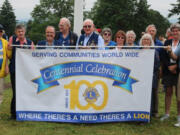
[0, 30, 3, 33]
[104, 33, 111, 36]
[83, 25, 92, 29]
[117, 36, 124, 39]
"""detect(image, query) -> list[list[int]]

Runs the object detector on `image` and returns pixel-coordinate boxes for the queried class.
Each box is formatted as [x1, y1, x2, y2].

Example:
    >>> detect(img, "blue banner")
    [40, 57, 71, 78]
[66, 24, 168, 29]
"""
[17, 111, 150, 123]
[32, 62, 138, 93]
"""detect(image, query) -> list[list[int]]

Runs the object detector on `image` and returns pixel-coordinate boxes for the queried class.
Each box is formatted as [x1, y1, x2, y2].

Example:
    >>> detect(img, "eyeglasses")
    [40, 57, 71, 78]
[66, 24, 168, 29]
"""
[142, 38, 150, 41]
[46, 32, 55, 34]
[83, 25, 92, 29]
[104, 33, 111, 36]
[172, 29, 179, 33]
[117, 36, 124, 39]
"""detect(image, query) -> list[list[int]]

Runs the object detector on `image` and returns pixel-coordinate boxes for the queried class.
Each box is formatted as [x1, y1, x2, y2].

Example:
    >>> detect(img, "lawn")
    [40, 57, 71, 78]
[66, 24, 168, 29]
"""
[0, 76, 180, 135]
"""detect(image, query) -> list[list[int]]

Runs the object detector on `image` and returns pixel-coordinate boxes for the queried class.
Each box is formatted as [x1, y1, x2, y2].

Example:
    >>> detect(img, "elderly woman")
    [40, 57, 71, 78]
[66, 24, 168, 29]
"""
[115, 30, 126, 50]
[126, 30, 136, 46]
[140, 33, 160, 118]
[101, 28, 116, 49]
[161, 23, 180, 127]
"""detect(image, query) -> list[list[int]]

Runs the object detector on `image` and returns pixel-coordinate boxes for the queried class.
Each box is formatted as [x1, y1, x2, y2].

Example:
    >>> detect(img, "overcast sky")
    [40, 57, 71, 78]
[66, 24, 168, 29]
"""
[0, 0, 178, 22]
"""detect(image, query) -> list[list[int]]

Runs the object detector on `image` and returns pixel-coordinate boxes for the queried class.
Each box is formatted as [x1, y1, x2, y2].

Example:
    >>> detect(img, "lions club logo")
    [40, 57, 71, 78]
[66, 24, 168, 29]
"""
[83, 87, 100, 104]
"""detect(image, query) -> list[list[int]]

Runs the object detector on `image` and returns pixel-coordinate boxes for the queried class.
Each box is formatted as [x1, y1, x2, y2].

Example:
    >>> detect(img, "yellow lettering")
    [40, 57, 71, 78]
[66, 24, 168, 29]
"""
[64, 80, 108, 110]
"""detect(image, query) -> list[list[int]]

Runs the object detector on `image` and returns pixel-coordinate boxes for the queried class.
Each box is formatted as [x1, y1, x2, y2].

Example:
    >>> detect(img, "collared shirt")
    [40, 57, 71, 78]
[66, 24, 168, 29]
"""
[45, 40, 55, 49]
[174, 41, 180, 68]
[105, 41, 116, 50]
[59, 33, 70, 46]
[76, 32, 105, 50]
[83, 32, 93, 46]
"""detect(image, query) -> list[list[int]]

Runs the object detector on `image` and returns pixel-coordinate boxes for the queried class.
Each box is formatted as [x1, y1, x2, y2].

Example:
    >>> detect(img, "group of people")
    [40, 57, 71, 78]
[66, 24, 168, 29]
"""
[0, 17, 180, 126]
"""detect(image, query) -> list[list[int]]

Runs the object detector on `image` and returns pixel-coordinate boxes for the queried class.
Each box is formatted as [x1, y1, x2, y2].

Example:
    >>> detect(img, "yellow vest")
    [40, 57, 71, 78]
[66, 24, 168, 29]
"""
[0, 38, 10, 78]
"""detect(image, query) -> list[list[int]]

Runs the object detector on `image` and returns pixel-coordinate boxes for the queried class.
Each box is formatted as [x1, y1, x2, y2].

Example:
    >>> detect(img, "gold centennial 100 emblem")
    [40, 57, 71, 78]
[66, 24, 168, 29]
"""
[64, 80, 108, 110]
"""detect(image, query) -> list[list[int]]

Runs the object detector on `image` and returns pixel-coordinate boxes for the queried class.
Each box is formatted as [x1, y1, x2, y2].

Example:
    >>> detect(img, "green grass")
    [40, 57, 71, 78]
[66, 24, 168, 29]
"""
[0, 76, 180, 135]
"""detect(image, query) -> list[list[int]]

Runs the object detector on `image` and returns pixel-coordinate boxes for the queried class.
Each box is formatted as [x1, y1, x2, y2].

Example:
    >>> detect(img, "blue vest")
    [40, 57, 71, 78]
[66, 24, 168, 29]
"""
[9, 36, 32, 73]
[78, 32, 99, 47]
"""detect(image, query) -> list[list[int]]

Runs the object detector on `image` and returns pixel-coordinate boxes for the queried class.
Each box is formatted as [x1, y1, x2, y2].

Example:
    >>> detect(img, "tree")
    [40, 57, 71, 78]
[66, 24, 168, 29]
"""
[168, 0, 180, 23]
[0, 0, 16, 37]
[148, 9, 170, 37]
[133, 0, 151, 39]
[88, 0, 170, 40]
[89, 0, 137, 36]
[27, 0, 74, 43]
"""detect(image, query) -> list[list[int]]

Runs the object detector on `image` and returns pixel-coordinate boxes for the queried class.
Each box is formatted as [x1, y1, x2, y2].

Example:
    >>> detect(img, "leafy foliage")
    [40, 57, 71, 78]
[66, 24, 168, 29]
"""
[27, 0, 74, 44]
[88, 0, 170, 40]
[168, 0, 180, 23]
[0, 0, 16, 37]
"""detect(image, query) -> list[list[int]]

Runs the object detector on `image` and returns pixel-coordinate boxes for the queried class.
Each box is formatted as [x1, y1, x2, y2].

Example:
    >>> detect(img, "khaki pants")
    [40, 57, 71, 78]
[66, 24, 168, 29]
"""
[0, 78, 4, 95]
[177, 73, 180, 101]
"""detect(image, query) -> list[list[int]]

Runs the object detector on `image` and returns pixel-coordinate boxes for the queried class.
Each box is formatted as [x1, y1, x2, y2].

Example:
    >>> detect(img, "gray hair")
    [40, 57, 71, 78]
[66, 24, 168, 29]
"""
[46, 26, 55, 33]
[101, 28, 112, 36]
[126, 30, 136, 39]
[145, 24, 157, 33]
[15, 24, 26, 31]
[59, 17, 71, 28]
[139, 33, 154, 46]
[83, 19, 94, 26]
[170, 23, 180, 31]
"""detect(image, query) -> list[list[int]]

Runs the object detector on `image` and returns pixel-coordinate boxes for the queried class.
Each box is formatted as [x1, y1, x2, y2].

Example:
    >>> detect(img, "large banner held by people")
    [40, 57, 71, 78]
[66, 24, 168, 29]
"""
[16, 48, 154, 123]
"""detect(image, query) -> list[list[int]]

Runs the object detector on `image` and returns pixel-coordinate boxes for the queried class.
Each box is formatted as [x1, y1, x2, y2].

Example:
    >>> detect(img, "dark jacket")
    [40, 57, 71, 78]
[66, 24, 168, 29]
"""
[154, 38, 163, 61]
[152, 50, 160, 89]
[78, 32, 99, 46]
[55, 31, 78, 49]
[37, 40, 62, 49]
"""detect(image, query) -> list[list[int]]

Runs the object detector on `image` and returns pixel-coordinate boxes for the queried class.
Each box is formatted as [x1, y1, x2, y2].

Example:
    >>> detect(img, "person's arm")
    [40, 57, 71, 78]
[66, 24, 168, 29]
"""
[7, 36, 13, 59]
[166, 45, 178, 60]
[31, 41, 35, 50]
[4, 40, 9, 75]
[8, 36, 13, 50]
[168, 64, 177, 74]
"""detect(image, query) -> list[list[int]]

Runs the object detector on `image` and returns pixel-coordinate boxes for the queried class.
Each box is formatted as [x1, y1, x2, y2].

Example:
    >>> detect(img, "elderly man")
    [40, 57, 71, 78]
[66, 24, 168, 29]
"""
[145, 24, 163, 118]
[37, 26, 61, 49]
[146, 24, 163, 50]
[76, 19, 104, 49]
[8, 24, 34, 119]
[55, 17, 78, 49]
